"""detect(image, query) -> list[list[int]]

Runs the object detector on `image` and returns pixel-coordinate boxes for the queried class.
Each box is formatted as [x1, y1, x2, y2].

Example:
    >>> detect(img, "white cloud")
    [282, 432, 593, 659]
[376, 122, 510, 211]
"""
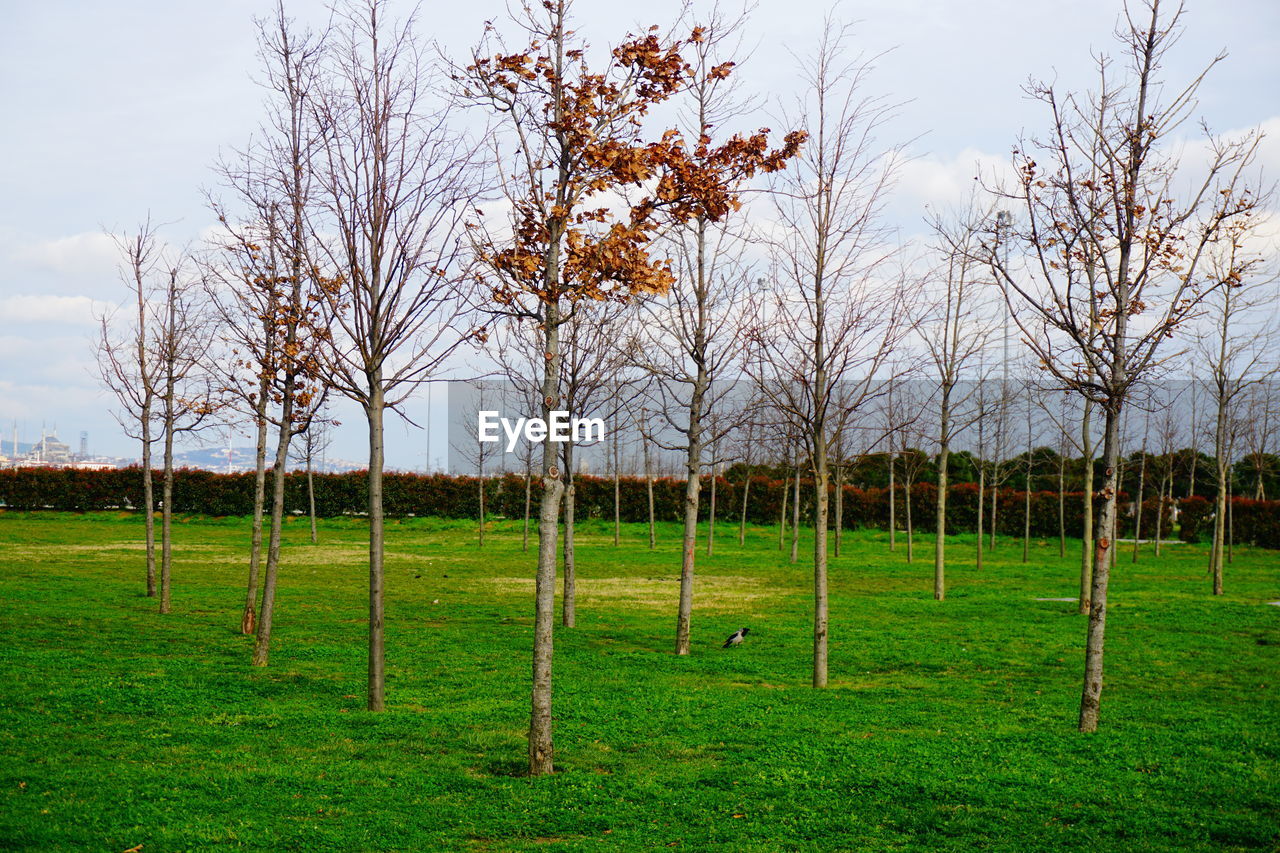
[0, 294, 107, 326]
[10, 231, 119, 278]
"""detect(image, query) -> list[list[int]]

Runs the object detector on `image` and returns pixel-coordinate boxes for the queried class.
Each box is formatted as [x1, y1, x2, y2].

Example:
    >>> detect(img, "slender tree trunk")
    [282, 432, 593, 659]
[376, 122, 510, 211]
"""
[778, 465, 789, 551]
[738, 470, 750, 547]
[989, 476, 998, 552]
[1080, 399, 1095, 614]
[307, 454, 317, 545]
[1227, 478, 1234, 566]
[522, 457, 532, 553]
[790, 459, 801, 564]
[645, 440, 655, 551]
[613, 426, 620, 547]
[675, 383, 705, 655]
[366, 386, 387, 712]
[1023, 470, 1032, 563]
[141, 408, 156, 598]
[252, 396, 296, 667]
[530, 297, 565, 776]
[1132, 445, 1147, 563]
[976, 463, 985, 571]
[888, 451, 896, 551]
[242, 403, 270, 634]
[478, 465, 486, 548]
[1210, 397, 1228, 595]
[160, 407, 175, 615]
[905, 476, 914, 563]
[1079, 403, 1121, 733]
[562, 442, 576, 629]
[935, 443, 949, 600]
[159, 342, 177, 615]
[813, 436, 829, 688]
[1058, 458, 1066, 558]
[707, 466, 717, 557]
[834, 462, 844, 558]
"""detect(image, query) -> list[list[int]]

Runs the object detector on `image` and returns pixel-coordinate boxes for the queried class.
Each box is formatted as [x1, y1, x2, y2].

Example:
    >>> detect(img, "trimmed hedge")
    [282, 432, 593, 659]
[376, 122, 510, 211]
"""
[2, 466, 1278, 548]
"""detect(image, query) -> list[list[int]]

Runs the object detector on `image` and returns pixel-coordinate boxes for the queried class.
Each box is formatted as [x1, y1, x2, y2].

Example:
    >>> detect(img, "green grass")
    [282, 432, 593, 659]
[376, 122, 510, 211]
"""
[0, 511, 1277, 851]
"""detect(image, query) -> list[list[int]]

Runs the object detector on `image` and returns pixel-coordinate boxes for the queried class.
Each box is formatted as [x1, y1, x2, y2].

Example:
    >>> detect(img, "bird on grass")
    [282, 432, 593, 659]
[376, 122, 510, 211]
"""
[722, 627, 750, 649]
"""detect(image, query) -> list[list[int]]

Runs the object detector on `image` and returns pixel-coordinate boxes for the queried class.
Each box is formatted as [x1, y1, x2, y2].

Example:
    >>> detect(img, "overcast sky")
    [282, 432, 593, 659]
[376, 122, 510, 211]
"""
[2, 0, 1276, 470]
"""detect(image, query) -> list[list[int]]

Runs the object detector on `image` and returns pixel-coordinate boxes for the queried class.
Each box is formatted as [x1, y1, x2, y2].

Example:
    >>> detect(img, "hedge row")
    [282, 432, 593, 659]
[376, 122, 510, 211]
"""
[1, 466, 1275, 546]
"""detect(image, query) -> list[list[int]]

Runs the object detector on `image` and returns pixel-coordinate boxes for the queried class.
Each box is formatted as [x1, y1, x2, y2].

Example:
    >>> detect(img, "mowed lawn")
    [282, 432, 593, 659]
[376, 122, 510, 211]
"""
[0, 511, 1277, 852]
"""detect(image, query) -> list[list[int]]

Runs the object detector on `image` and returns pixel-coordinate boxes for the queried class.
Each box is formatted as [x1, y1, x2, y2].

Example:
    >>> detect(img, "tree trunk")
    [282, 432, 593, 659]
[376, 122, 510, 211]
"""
[252, 392, 296, 668]
[790, 459, 801, 564]
[1080, 399, 1095, 614]
[160, 414, 174, 615]
[159, 357, 176, 615]
[530, 297, 564, 776]
[612, 427, 620, 547]
[562, 442, 576, 629]
[976, 463, 985, 571]
[675, 422, 702, 654]
[738, 470, 750, 547]
[141, 407, 156, 598]
[1132, 445, 1147, 563]
[1058, 458, 1066, 559]
[307, 454, 317, 545]
[888, 451, 896, 551]
[366, 387, 387, 711]
[645, 439, 655, 551]
[813, 438, 829, 688]
[706, 467, 717, 557]
[989, 479, 998, 552]
[478, 465, 486, 548]
[1210, 394, 1228, 595]
[1079, 404, 1121, 733]
[904, 476, 914, 563]
[242, 404, 270, 634]
[935, 444, 949, 600]
[523, 457, 532, 553]
[833, 463, 844, 557]
[778, 466, 789, 551]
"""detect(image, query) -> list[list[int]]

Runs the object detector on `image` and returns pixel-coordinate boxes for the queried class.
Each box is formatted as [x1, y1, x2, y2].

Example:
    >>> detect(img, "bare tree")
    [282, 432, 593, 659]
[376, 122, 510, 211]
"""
[988, 0, 1263, 731]
[752, 17, 904, 688]
[311, 0, 481, 711]
[1196, 226, 1275, 593]
[153, 249, 218, 615]
[922, 202, 999, 598]
[96, 222, 165, 599]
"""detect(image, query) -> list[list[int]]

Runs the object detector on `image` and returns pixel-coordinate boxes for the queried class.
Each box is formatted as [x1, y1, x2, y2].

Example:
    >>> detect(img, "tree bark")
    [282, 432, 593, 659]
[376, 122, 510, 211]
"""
[790, 458, 801, 564]
[366, 385, 386, 711]
[562, 442, 576, 628]
[1079, 404, 1121, 733]
[706, 466, 717, 557]
[934, 443, 949, 600]
[778, 464, 789, 551]
[141, 410, 156, 598]
[252, 387, 297, 668]
[307, 453, 317, 545]
[242, 371, 271, 634]
[530, 290, 565, 776]
[1080, 399, 1095, 614]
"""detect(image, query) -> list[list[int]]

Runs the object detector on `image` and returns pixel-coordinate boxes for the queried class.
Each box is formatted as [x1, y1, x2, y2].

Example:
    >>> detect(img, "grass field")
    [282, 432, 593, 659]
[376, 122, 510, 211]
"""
[0, 511, 1277, 851]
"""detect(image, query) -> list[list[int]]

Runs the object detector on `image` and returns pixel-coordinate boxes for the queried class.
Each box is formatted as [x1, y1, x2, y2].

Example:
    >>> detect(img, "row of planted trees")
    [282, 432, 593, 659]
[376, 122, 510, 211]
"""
[95, 0, 1272, 772]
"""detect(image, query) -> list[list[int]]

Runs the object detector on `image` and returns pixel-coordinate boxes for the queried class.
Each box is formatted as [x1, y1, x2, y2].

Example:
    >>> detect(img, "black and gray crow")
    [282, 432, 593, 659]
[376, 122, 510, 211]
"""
[722, 627, 750, 649]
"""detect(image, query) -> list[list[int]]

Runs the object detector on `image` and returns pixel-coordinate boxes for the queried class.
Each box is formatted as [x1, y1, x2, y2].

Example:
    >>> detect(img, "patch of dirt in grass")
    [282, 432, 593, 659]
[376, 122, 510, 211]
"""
[482, 575, 777, 611]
